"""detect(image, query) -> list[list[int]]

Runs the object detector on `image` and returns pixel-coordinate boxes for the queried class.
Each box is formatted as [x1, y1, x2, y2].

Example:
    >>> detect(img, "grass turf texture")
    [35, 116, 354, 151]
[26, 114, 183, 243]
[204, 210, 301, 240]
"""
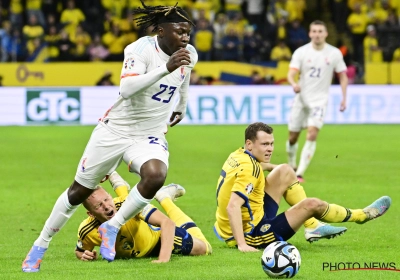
[1, 124, 399, 280]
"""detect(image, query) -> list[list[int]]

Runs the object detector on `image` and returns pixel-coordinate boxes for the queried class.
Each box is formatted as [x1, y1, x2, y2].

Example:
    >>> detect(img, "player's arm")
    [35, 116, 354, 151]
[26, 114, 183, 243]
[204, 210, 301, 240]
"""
[147, 210, 176, 263]
[120, 48, 191, 99]
[227, 192, 259, 252]
[75, 249, 97, 261]
[287, 68, 300, 93]
[260, 162, 278, 172]
[287, 48, 301, 93]
[75, 236, 97, 262]
[170, 71, 191, 127]
[338, 71, 348, 112]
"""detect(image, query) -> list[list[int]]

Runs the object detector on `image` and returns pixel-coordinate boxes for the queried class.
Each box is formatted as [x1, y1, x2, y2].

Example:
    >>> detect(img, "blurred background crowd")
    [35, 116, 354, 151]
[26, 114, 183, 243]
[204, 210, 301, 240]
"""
[0, 0, 400, 82]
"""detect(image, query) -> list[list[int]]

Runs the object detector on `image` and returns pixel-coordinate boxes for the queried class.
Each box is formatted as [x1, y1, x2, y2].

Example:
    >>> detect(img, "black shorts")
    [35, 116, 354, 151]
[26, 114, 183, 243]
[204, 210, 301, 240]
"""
[149, 223, 195, 256]
[245, 193, 295, 249]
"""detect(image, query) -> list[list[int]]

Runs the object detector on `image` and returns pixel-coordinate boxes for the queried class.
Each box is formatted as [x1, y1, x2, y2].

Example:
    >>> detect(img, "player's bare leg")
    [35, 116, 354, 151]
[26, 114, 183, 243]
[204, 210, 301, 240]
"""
[99, 159, 167, 262]
[286, 131, 300, 172]
[286, 196, 391, 242]
[265, 164, 347, 243]
[285, 198, 346, 242]
[22, 181, 93, 272]
[155, 184, 212, 255]
[296, 126, 319, 181]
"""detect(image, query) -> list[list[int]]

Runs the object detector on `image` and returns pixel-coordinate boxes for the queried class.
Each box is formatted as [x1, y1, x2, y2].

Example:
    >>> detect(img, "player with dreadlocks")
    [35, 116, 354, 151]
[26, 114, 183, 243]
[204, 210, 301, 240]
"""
[22, 1, 198, 271]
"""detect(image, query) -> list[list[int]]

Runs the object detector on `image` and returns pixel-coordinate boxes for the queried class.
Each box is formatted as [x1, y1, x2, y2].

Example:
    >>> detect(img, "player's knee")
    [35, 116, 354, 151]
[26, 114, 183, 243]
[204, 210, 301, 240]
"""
[140, 160, 167, 187]
[274, 164, 296, 183]
[306, 128, 319, 141]
[68, 180, 94, 205]
[191, 239, 211, 256]
[142, 170, 166, 187]
[302, 198, 323, 214]
[278, 164, 296, 177]
[288, 132, 300, 144]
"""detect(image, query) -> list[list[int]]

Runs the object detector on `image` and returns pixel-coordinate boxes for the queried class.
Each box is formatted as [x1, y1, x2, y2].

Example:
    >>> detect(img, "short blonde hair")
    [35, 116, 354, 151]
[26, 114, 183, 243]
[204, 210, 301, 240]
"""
[310, 20, 327, 31]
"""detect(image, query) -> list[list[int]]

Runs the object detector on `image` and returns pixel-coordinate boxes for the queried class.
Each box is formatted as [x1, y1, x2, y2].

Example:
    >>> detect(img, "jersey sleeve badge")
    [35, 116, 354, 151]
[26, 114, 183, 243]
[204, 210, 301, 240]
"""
[245, 183, 254, 194]
[124, 57, 135, 70]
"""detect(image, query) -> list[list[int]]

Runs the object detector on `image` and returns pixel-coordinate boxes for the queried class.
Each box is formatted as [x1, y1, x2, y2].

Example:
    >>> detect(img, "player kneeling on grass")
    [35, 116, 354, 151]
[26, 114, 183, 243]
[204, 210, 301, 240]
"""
[214, 122, 391, 251]
[76, 172, 211, 262]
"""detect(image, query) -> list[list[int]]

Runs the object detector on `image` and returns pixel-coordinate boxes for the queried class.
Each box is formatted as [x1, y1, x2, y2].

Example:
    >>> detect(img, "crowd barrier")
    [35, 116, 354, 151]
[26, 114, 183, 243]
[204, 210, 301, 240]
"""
[1, 62, 400, 86]
[1, 85, 399, 126]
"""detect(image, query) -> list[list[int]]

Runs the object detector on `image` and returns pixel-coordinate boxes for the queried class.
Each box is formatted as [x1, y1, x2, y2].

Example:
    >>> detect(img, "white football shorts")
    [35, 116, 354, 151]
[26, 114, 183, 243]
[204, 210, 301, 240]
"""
[288, 98, 327, 132]
[75, 124, 169, 189]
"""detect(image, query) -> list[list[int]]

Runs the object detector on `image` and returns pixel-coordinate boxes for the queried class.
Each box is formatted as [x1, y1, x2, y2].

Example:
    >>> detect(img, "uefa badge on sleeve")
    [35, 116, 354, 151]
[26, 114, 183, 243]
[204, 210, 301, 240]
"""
[124, 57, 135, 70]
[245, 183, 254, 194]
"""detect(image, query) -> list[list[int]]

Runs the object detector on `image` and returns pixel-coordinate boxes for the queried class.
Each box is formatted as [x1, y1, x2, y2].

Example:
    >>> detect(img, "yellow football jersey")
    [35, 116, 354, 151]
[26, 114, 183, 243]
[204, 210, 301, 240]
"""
[214, 148, 265, 240]
[76, 195, 161, 259]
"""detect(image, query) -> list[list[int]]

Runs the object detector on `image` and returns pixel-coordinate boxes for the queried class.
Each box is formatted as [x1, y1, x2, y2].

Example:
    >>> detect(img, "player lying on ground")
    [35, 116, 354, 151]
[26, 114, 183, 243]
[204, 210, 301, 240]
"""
[23, 1, 198, 272]
[75, 172, 211, 262]
[214, 122, 391, 252]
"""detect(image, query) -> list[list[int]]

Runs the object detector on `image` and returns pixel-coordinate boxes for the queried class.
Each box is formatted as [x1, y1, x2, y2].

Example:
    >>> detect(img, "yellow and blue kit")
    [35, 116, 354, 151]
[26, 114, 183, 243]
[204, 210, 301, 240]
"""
[214, 148, 294, 248]
[76, 190, 194, 258]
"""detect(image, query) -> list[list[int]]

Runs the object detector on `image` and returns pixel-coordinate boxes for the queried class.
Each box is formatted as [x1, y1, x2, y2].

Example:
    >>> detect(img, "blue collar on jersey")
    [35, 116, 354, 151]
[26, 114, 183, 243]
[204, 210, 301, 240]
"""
[244, 149, 258, 161]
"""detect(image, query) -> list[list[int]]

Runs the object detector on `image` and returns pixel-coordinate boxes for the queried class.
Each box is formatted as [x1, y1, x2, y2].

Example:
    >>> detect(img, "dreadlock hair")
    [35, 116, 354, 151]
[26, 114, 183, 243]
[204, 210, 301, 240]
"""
[132, 0, 195, 32]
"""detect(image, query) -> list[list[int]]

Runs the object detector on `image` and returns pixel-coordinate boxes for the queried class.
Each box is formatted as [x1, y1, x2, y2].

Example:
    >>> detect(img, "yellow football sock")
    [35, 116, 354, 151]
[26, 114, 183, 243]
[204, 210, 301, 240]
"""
[115, 185, 129, 197]
[160, 198, 191, 226]
[160, 198, 211, 254]
[284, 181, 319, 229]
[320, 204, 367, 223]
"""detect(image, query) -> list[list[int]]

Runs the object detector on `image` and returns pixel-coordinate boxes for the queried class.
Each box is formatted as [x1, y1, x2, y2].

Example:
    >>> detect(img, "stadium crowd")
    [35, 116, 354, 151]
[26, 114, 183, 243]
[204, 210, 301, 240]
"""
[0, 0, 399, 66]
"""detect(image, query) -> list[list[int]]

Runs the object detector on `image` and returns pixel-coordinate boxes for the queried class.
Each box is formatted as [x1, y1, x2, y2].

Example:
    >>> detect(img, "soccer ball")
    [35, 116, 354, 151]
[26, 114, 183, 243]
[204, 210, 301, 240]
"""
[261, 241, 301, 278]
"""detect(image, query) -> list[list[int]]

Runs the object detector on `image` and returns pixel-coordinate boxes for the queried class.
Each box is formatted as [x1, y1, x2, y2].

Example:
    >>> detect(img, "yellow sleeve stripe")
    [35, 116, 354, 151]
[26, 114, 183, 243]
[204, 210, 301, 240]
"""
[79, 219, 100, 240]
[245, 234, 276, 245]
[246, 232, 274, 241]
[249, 157, 261, 178]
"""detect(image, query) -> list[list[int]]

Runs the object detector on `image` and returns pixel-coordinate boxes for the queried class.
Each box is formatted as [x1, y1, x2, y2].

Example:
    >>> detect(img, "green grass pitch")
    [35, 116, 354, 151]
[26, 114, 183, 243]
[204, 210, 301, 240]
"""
[0, 124, 399, 280]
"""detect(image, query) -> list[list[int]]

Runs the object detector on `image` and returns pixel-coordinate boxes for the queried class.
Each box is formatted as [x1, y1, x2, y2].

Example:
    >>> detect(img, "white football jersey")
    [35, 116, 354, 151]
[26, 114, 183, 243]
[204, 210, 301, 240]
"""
[100, 35, 197, 137]
[290, 43, 346, 105]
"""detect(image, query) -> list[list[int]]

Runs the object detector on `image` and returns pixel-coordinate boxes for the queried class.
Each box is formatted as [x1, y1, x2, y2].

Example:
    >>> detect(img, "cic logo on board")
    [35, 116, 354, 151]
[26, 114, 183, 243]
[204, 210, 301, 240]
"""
[26, 90, 81, 123]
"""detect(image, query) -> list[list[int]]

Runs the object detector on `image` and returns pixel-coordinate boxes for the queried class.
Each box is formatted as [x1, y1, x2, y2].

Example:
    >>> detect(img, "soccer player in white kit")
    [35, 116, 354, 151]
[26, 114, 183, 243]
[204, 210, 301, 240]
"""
[286, 20, 348, 182]
[22, 1, 197, 271]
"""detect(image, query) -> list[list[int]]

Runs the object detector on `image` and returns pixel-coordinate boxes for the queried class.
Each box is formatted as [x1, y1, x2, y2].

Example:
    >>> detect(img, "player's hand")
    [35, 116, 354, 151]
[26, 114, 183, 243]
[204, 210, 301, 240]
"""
[339, 100, 346, 112]
[238, 244, 259, 252]
[292, 84, 301, 93]
[166, 48, 191, 72]
[169, 111, 183, 127]
[81, 250, 97, 261]
[152, 258, 170, 263]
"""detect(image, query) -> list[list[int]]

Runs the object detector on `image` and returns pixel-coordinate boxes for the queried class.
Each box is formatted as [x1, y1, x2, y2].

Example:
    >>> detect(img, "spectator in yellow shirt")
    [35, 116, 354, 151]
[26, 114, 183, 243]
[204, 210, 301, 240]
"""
[194, 19, 213, 61]
[225, 12, 248, 39]
[101, 0, 126, 20]
[44, 25, 61, 61]
[392, 47, 400, 62]
[363, 25, 383, 63]
[347, 3, 369, 63]
[285, 0, 306, 22]
[70, 24, 91, 61]
[60, 0, 85, 35]
[9, 0, 24, 29]
[270, 40, 292, 61]
[369, 1, 390, 25]
[26, 0, 45, 27]
[102, 23, 127, 61]
[23, 14, 44, 40]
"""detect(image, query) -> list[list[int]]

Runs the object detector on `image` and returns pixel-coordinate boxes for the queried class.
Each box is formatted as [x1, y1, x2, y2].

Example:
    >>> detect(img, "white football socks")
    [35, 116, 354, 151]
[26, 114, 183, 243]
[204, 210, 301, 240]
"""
[34, 189, 78, 248]
[296, 140, 316, 177]
[286, 141, 298, 169]
[108, 185, 151, 229]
